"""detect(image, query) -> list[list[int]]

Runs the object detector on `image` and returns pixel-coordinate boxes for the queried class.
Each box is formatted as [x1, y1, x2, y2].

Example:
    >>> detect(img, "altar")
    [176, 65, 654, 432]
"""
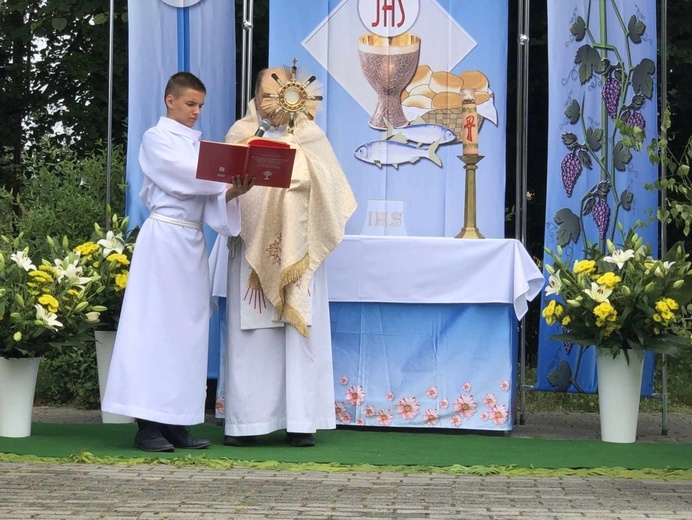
[325, 236, 544, 431]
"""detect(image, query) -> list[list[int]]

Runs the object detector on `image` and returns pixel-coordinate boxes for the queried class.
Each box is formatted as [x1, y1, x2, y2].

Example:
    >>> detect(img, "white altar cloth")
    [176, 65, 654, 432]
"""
[325, 236, 544, 318]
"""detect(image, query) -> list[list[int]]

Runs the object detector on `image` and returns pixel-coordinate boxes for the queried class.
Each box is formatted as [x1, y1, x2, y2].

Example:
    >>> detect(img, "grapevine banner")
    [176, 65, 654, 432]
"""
[536, 0, 658, 394]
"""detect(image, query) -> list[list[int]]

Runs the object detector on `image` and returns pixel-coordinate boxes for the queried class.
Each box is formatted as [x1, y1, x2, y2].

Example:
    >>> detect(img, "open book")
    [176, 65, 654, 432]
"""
[196, 137, 297, 188]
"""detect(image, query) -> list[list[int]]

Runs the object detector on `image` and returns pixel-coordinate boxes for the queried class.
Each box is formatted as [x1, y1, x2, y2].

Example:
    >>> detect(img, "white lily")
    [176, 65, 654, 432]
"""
[545, 271, 563, 296]
[34, 304, 63, 330]
[10, 249, 36, 271]
[85, 311, 101, 323]
[583, 282, 612, 302]
[603, 249, 635, 269]
[97, 231, 126, 257]
[54, 257, 92, 287]
[653, 261, 676, 278]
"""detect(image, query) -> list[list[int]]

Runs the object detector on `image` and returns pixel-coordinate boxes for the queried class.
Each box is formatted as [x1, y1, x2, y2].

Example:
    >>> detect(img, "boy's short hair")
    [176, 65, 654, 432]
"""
[165, 72, 206, 99]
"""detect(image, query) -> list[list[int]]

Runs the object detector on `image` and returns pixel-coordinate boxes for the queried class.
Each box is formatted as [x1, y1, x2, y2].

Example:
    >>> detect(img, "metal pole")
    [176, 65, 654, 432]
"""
[516, 0, 531, 426]
[106, 0, 115, 228]
[659, 0, 669, 437]
[246, 0, 254, 112]
[240, 0, 255, 117]
[240, 0, 249, 113]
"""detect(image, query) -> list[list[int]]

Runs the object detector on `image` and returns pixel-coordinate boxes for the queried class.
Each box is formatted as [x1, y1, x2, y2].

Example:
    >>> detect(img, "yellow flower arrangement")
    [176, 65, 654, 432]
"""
[0, 234, 103, 359]
[543, 225, 692, 359]
[74, 212, 136, 330]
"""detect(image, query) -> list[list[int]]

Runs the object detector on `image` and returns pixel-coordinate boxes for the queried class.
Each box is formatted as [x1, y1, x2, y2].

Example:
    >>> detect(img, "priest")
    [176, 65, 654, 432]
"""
[209, 66, 356, 447]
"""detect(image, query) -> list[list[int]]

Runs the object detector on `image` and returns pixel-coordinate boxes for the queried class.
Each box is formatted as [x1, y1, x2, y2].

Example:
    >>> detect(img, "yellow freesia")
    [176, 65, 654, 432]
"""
[573, 259, 596, 274]
[38, 294, 60, 313]
[595, 272, 621, 289]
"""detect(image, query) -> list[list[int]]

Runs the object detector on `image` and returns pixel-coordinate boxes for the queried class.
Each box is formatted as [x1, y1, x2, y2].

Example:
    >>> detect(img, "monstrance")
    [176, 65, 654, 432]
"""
[260, 59, 323, 133]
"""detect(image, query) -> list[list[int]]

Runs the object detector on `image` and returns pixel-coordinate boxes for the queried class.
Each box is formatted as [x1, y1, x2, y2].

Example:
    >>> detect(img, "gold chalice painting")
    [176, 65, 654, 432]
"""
[358, 33, 421, 130]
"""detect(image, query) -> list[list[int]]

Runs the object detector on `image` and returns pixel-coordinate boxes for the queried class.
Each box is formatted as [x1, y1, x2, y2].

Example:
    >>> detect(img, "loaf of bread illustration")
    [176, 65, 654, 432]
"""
[401, 67, 493, 141]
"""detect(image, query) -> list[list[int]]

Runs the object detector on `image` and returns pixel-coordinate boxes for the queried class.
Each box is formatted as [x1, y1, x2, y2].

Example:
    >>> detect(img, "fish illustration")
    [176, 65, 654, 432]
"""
[383, 117, 456, 146]
[354, 139, 442, 169]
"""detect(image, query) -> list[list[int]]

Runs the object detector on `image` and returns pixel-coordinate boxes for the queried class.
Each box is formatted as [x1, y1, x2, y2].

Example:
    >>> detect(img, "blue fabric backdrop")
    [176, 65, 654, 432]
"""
[536, 0, 659, 394]
[268, 0, 508, 238]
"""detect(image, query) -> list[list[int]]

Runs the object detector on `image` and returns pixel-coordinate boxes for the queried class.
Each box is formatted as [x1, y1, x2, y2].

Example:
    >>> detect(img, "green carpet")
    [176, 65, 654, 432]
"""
[1, 424, 691, 479]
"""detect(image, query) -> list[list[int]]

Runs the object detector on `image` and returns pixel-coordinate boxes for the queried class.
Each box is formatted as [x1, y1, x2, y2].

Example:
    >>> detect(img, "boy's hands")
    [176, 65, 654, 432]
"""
[226, 175, 255, 202]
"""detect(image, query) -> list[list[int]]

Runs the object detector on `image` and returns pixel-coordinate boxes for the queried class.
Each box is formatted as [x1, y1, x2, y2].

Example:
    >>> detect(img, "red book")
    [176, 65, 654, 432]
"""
[196, 137, 296, 188]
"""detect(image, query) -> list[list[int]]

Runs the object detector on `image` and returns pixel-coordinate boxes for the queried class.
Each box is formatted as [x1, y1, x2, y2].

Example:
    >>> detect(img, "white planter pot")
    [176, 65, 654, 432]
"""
[95, 330, 134, 424]
[596, 347, 644, 443]
[0, 356, 42, 438]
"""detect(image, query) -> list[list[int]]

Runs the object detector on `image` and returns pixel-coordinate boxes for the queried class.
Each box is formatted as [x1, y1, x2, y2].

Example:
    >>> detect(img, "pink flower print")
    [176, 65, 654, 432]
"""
[339, 410, 352, 424]
[490, 404, 508, 426]
[480, 411, 489, 421]
[376, 409, 394, 426]
[453, 395, 477, 419]
[426, 386, 439, 399]
[364, 405, 377, 417]
[424, 409, 440, 426]
[450, 414, 463, 427]
[340, 376, 349, 386]
[215, 397, 225, 416]
[396, 396, 421, 421]
[483, 393, 497, 407]
[500, 380, 511, 392]
[346, 385, 366, 406]
[462, 382, 472, 392]
[356, 418, 365, 426]
[334, 401, 347, 417]
[439, 398, 449, 409]
[385, 392, 395, 402]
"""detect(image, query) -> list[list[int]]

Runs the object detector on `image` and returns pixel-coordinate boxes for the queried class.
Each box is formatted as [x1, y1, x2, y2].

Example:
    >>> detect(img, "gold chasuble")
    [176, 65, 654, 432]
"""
[225, 103, 356, 336]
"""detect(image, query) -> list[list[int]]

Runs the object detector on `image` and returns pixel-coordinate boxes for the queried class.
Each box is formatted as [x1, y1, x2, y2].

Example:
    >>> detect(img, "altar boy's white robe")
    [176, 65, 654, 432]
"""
[103, 116, 240, 426]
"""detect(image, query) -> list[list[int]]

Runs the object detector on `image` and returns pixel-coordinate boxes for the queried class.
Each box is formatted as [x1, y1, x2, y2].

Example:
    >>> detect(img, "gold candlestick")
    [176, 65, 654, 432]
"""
[456, 154, 485, 239]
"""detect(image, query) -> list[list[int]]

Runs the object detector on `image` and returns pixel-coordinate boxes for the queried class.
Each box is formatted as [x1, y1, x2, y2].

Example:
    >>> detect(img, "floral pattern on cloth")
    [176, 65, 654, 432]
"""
[334, 377, 512, 430]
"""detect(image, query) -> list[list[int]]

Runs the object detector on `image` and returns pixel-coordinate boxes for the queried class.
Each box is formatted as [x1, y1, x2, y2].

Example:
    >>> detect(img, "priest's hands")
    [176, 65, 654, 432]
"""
[226, 175, 255, 202]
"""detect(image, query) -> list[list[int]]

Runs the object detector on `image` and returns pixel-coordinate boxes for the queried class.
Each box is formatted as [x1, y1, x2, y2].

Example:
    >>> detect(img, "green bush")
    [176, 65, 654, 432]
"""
[13, 140, 126, 258]
[35, 346, 100, 409]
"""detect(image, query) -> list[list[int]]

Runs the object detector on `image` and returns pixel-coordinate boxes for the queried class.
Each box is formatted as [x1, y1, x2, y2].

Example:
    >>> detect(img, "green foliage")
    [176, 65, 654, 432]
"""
[0, 0, 129, 151]
[12, 141, 125, 258]
[35, 346, 100, 408]
[646, 110, 692, 237]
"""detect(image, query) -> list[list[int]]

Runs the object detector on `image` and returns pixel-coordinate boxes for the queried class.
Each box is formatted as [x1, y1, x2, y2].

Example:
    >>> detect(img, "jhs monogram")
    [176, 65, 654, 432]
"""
[371, 0, 406, 28]
[368, 211, 404, 227]
[358, 0, 419, 37]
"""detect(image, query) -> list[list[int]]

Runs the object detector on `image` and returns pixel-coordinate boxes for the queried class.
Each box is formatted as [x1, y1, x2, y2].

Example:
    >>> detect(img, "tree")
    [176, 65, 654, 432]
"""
[0, 0, 128, 200]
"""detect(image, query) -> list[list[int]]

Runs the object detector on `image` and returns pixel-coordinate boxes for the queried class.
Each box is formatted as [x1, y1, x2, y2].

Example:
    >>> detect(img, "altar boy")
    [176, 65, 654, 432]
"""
[102, 72, 254, 452]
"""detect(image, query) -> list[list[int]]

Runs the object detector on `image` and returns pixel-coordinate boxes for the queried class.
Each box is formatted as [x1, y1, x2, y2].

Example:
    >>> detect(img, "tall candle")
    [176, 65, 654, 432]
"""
[461, 88, 478, 156]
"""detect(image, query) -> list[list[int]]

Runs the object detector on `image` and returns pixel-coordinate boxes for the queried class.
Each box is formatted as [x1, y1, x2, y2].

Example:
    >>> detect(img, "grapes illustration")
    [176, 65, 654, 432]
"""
[626, 111, 646, 130]
[561, 153, 582, 197]
[592, 198, 611, 239]
[601, 76, 621, 119]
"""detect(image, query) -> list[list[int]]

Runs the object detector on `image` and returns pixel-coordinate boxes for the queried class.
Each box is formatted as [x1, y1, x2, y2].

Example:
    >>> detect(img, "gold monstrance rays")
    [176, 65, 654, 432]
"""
[260, 59, 323, 132]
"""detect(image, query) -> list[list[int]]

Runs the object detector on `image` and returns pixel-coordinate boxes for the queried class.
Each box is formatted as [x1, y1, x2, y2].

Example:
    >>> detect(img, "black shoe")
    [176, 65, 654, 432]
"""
[286, 432, 315, 447]
[161, 425, 212, 449]
[223, 435, 257, 447]
[134, 425, 175, 452]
